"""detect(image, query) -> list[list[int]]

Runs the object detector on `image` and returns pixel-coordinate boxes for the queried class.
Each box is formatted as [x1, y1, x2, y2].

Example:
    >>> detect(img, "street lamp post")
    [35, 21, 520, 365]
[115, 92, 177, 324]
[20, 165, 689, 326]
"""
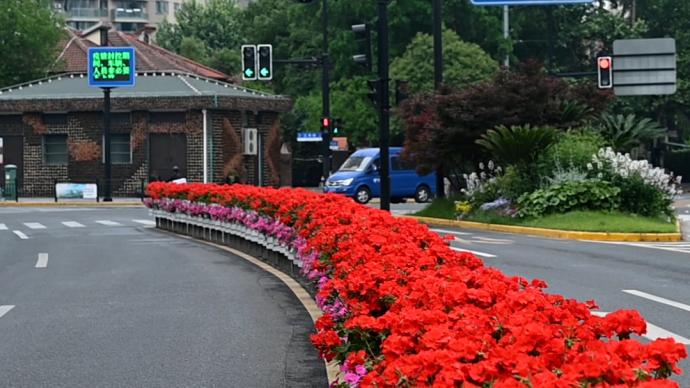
[321, 0, 331, 181]
[377, 0, 391, 211]
[432, 0, 444, 199]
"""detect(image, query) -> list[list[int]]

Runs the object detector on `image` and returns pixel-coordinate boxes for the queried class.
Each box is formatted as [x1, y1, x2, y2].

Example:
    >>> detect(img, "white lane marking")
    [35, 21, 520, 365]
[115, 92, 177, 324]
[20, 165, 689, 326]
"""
[24, 222, 46, 230]
[95, 220, 121, 226]
[586, 241, 690, 254]
[62, 221, 85, 228]
[132, 219, 155, 227]
[0, 305, 15, 318]
[431, 228, 472, 236]
[13, 231, 29, 240]
[0, 223, 7, 230]
[593, 311, 690, 345]
[450, 246, 497, 258]
[623, 290, 690, 313]
[35, 253, 49, 268]
[473, 236, 513, 243]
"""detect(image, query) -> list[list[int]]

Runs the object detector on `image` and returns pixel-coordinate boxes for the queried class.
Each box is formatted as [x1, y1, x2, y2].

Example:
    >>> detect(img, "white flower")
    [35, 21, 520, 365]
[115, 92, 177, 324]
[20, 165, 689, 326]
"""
[587, 163, 593, 171]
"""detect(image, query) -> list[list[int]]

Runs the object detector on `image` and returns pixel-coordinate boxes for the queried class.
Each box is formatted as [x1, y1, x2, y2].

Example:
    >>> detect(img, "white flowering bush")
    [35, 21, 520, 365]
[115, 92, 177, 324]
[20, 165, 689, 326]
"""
[588, 147, 682, 217]
[461, 161, 502, 205]
[590, 148, 682, 198]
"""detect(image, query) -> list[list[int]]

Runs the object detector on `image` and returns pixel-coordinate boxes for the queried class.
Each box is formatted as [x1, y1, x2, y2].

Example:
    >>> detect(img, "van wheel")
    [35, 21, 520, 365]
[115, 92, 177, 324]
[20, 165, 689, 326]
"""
[354, 186, 371, 204]
[414, 185, 432, 203]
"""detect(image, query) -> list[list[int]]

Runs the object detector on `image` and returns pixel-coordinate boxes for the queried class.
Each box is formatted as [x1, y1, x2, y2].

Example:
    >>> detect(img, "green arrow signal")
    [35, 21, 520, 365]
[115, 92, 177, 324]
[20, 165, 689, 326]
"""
[260, 67, 270, 77]
[244, 68, 254, 77]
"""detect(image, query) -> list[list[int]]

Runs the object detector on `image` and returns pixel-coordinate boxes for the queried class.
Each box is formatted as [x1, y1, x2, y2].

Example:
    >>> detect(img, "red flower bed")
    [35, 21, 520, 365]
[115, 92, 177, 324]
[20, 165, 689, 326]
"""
[147, 182, 687, 387]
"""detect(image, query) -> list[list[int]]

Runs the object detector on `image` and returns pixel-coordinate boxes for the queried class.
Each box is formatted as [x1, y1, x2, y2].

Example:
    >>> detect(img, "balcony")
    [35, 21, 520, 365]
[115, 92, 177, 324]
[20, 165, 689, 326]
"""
[111, 8, 149, 22]
[62, 8, 108, 20]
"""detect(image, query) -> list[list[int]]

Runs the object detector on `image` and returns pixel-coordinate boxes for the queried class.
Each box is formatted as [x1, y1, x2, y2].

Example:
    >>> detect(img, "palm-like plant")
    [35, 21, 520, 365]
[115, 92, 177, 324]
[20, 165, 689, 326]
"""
[476, 125, 557, 166]
[595, 114, 666, 153]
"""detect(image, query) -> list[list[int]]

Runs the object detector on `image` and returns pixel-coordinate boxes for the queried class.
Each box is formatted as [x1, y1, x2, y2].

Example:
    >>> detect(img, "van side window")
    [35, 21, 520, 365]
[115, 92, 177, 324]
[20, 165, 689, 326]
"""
[393, 156, 416, 171]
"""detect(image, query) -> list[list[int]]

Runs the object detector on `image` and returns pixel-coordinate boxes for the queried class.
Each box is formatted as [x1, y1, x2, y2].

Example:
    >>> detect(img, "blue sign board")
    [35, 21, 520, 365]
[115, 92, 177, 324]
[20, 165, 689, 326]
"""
[297, 132, 323, 142]
[87, 47, 136, 88]
[471, 0, 592, 5]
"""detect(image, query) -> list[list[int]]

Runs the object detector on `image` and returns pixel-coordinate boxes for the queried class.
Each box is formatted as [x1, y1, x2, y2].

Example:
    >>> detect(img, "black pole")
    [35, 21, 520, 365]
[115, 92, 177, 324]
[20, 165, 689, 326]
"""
[321, 0, 331, 181]
[103, 87, 113, 202]
[378, 0, 391, 211]
[433, 0, 445, 199]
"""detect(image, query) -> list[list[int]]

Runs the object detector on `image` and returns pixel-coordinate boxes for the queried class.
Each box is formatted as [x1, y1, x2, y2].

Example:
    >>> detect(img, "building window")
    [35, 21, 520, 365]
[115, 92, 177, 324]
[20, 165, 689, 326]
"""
[156, 1, 169, 14]
[174, 2, 181, 13]
[0, 115, 22, 125]
[103, 133, 132, 164]
[42, 113, 69, 126]
[44, 135, 68, 165]
[111, 112, 132, 127]
[149, 111, 186, 124]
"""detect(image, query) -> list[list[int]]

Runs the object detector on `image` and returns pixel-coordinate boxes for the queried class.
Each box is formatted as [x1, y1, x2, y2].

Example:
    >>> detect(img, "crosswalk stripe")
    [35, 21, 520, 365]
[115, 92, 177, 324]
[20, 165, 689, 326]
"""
[431, 228, 473, 236]
[623, 290, 690, 313]
[0, 223, 7, 230]
[132, 219, 155, 226]
[23, 222, 46, 230]
[450, 246, 497, 258]
[62, 221, 85, 228]
[35, 253, 49, 269]
[95, 220, 121, 226]
[592, 311, 690, 345]
[0, 305, 15, 319]
[13, 231, 28, 240]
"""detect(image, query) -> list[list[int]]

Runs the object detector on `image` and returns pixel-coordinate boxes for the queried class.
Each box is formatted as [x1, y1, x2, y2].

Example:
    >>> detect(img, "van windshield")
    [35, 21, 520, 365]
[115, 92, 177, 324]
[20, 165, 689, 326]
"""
[339, 156, 373, 172]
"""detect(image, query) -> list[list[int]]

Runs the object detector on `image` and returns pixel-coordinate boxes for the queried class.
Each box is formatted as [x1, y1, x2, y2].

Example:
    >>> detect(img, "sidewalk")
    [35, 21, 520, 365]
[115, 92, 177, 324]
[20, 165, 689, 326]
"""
[0, 197, 144, 207]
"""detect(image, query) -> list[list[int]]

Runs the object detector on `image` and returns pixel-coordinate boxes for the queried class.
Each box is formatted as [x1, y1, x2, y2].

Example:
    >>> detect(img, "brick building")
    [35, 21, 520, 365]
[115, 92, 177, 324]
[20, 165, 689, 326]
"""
[0, 28, 291, 197]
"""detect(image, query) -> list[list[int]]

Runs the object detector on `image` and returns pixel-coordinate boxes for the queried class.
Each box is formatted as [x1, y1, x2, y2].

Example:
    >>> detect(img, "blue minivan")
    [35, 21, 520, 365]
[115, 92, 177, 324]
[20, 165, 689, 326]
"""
[323, 147, 436, 204]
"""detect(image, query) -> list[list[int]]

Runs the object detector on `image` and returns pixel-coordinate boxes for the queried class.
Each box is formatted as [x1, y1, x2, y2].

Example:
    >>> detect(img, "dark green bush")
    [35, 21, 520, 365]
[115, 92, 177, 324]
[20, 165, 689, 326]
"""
[517, 179, 620, 218]
[497, 166, 538, 201]
[614, 175, 673, 218]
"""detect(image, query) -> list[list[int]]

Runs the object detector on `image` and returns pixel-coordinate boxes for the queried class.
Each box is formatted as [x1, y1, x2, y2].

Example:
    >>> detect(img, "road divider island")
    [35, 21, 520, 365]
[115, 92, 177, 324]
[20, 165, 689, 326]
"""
[146, 182, 686, 387]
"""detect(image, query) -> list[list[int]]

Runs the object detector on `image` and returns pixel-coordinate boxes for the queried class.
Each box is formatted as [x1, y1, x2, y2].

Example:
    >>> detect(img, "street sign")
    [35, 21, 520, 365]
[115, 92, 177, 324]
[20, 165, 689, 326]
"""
[87, 47, 136, 88]
[471, 0, 592, 5]
[297, 132, 323, 142]
[612, 38, 676, 96]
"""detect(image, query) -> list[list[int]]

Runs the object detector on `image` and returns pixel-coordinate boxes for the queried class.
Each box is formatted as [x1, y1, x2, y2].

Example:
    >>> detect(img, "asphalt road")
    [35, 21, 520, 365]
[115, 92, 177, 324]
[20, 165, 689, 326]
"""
[0, 207, 326, 388]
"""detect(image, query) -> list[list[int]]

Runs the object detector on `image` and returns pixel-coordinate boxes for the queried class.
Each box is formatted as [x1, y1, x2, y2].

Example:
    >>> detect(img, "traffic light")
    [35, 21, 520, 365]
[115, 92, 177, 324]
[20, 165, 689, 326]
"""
[242, 45, 257, 81]
[597, 56, 613, 89]
[257, 44, 273, 81]
[352, 24, 372, 72]
[367, 79, 381, 107]
[322, 117, 331, 134]
[332, 118, 342, 135]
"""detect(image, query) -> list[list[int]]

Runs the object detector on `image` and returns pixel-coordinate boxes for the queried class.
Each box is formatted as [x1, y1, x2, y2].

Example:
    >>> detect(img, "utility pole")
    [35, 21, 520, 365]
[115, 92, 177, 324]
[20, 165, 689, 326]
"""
[377, 0, 391, 211]
[432, 0, 445, 199]
[321, 0, 331, 182]
[503, 5, 510, 68]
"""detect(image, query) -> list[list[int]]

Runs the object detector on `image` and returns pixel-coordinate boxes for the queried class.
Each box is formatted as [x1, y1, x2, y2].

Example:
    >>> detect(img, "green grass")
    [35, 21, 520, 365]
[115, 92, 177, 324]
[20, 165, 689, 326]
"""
[414, 201, 677, 233]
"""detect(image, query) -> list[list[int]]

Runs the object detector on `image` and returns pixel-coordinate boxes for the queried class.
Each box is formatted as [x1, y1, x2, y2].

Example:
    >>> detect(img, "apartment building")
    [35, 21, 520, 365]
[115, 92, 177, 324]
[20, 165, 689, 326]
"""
[52, 0, 209, 32]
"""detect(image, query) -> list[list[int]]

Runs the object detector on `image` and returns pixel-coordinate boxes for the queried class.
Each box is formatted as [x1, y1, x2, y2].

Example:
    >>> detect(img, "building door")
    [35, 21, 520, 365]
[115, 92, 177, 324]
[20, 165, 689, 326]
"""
[0, 136, 23, 188]
[149, 134, 187, 182]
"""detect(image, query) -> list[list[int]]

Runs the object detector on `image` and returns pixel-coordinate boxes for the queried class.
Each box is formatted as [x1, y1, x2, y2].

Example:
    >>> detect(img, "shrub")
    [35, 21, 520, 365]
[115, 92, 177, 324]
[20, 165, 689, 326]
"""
[461, 161, 502, 206]
[476, 124, 557, 167]
[518, 179, 620, 218]
[496, 165, 537, 201]
[594, 113, 666, 153]
[538, 130, 606, 179]
[614, 175, 674, 218]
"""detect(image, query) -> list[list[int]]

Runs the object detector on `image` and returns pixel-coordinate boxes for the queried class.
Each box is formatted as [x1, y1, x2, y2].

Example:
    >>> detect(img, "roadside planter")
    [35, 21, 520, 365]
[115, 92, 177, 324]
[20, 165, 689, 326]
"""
[146, 183, 687, 387]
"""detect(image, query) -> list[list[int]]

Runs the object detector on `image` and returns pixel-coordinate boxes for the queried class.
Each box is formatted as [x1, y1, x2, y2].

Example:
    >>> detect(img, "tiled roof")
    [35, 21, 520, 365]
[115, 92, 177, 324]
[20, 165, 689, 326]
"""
[52, 28, 232, 81]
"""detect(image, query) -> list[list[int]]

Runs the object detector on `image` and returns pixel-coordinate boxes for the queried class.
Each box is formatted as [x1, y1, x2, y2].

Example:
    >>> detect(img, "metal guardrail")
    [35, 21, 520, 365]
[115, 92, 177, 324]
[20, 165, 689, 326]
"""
[111, 9, 148, 20]
[64, 8, 108, 18]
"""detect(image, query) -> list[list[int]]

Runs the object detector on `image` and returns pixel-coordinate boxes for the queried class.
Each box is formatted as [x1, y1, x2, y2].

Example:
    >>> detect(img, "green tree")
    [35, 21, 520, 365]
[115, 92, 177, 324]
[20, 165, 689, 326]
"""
[0, 0, 64, 87]
[391, 29, 499, 93]
[156, 0, 241, 75]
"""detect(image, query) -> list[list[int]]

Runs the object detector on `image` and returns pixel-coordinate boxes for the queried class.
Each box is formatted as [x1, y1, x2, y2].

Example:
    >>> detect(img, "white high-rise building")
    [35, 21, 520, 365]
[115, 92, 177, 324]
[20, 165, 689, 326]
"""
[52, 0, 210, 32]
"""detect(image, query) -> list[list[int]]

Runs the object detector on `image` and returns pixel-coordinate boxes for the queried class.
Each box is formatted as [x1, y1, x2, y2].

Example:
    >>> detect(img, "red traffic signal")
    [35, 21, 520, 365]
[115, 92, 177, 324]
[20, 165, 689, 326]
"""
[322, 117, 331, 128]
[597, 56, 613, 89]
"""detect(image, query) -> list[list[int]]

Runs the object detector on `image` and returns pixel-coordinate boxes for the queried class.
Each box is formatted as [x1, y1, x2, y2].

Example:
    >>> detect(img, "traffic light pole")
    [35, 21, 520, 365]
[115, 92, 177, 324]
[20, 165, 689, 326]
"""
[102, 87, 113, 202]
[321, 0, 331, 181]
[377, 0, 391, 211]
[432, 0, 445, 199]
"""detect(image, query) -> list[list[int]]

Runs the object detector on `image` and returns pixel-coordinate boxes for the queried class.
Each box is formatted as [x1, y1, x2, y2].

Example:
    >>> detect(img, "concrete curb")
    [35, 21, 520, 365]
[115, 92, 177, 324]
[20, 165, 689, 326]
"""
[404, 215, 683, 242]
[0, 202, 144, 207]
